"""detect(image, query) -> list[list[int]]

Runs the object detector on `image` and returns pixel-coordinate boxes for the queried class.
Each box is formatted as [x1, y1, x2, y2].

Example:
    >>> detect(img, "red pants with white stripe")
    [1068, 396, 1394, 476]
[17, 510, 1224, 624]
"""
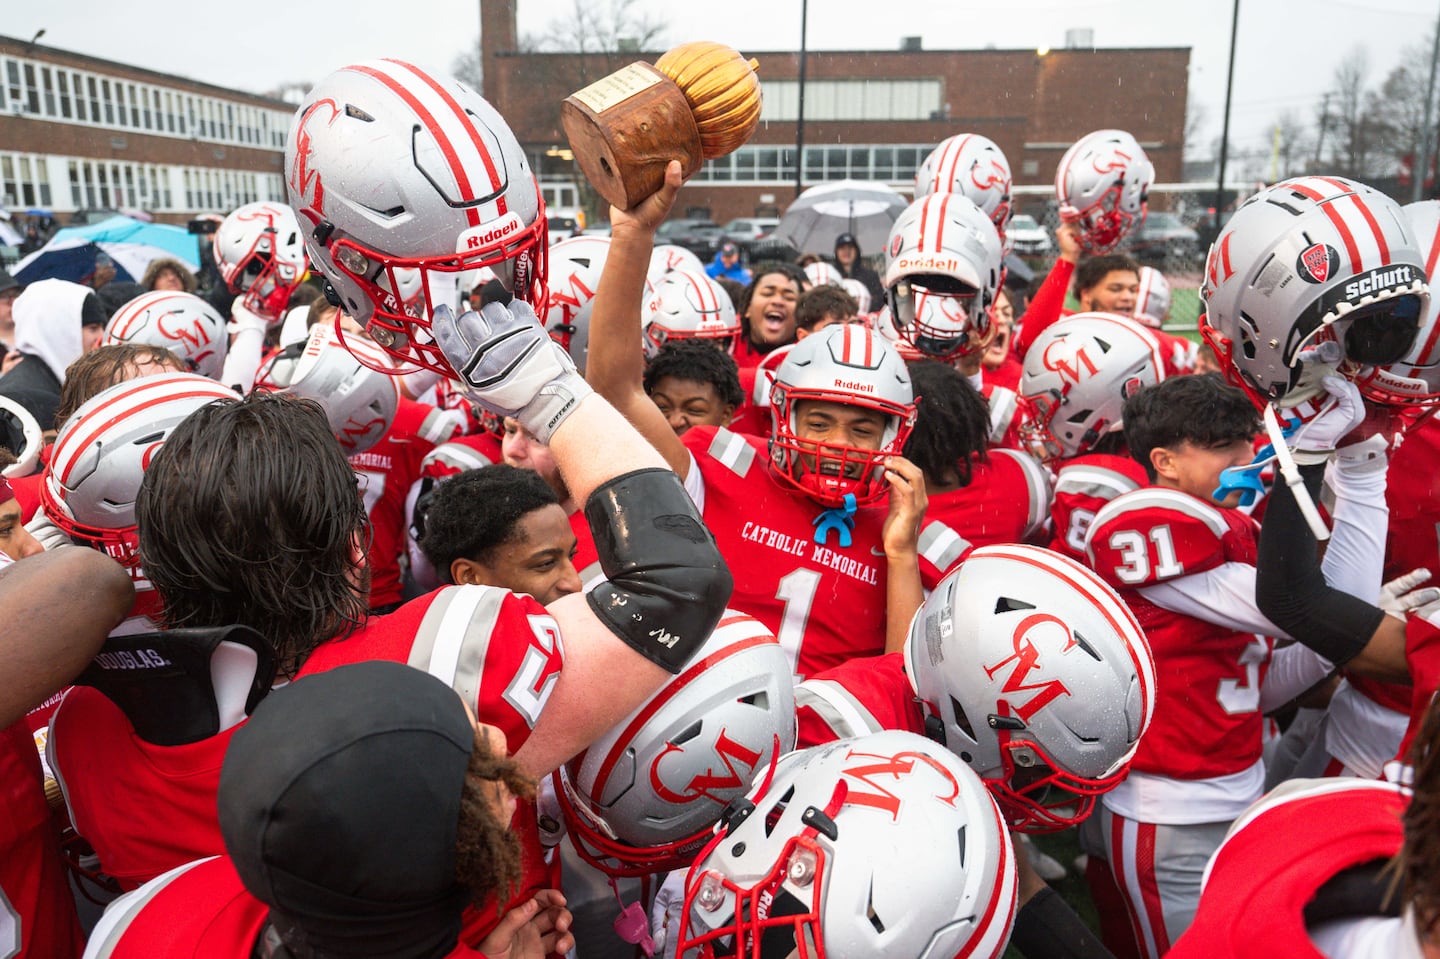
[1097, 806, 1230, 958]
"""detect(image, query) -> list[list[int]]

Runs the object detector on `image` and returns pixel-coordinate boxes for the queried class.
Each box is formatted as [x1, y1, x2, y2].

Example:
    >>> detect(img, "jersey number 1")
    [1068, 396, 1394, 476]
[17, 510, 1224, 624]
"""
[775, 568, 820, 677]
[1108, 525, 1184, 584]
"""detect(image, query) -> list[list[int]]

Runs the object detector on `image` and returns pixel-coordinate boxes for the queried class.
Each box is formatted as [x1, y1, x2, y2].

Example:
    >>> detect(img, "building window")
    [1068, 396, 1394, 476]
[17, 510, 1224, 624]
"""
[758, 79, 942, 122]
[23, 64, 39, 114]
[40, 66, 56, 116]
[88, 75, 100, 122]
[57, 70, 72, 118]
[693, 143, 931, 184]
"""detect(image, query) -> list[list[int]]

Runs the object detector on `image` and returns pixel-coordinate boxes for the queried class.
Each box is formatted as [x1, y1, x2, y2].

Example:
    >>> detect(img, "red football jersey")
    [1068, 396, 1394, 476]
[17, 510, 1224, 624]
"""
[979, 382, 1025, 450]
[1013, 259, 1075, 360]
[1169, 780, 1407, 959]
[49, 687, 239, 891]
[1155, 328, 1198, 377]
[1395, 613, 1440, 772]
[88, 856, 487, 958]
[731, 344, 792, 437]
[683, 426, 890, 678]
[0, 721, 82, 959]
[1086, 487, 1273, 779]
[350, 397, 459, 609]
[917, 449, 1051, 590]
[1047, 452, 1149, 561]
[795, 653, 924, 748]
[732, 336, 778, 372]
[980, 352, 1023, 392]
[419, 432, 503, 481]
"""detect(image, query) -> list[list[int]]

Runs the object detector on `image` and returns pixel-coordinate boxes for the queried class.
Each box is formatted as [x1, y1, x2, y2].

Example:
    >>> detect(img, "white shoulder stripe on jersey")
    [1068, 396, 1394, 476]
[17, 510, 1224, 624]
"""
[410, 584, 508, 705]
[707, 427, 755, 476]
[795, 678, 887, 740]
[1054, 465, 1141, 500]
[918, 521, 970, 571]
[986, 388, 1018, 444]
[1092, 487, 1228, 538]
[993, 448, 1053, 535]
[84, 857, 220, 958]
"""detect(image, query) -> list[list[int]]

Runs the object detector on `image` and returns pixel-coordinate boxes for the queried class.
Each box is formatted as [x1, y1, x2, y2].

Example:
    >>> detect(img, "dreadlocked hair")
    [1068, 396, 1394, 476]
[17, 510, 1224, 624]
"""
[136, 391, 369, 677]
[1403, 697, 1440, 937]
[454, 722, 535, 910]
[902, 360, 990, 488]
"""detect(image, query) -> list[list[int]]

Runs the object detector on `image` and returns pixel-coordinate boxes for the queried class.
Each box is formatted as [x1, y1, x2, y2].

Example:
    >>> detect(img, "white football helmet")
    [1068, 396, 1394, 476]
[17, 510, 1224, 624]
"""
[1133, 266, 1171, 329]
[839, 277, 871, 315]
[770, 323, 917, 507]
[42, 373, 237, 571]
[554, 611, 795, 878]
[883, 194, 1004, 361]
[284, 59, 547, 374]
[678, 730, 1017, 959]
[914, 133, 1014, 247]
[212, 201, 307, 320]
[1200, 176, 1429, 410]
[1018, 312, 1166, 464]
[543, 234, 611, 371]
[104, 291, 229, 379]
[1055, 129, 1155, 253]
[864, 306, 922, 362]
[649, 244, 706, 285]
[904, 545, 1156, 832]
[280, 324, 399, 456]
[642, 268, 741, 359]
[1358, 199, 1440, 408]
[803, 261, 842, 288]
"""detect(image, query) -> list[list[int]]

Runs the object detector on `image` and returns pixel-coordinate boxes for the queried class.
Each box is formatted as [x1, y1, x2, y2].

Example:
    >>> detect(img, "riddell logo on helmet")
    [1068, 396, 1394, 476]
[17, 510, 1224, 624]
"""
[1297, 243, 1340, 284]
[894, 255, 959, 274]
[834, 379, 875, 393]
[459, 214, 522, 252]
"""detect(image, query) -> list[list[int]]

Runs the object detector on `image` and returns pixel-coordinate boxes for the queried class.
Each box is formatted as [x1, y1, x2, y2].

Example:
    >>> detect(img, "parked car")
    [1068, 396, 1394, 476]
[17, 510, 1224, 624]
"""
[1125, 211, 1202, 264]
[721, 216, 780, 253]
[546, 208, 585, 246]
[1007, 214, 1052, 256]
[655, 218, 725, 260]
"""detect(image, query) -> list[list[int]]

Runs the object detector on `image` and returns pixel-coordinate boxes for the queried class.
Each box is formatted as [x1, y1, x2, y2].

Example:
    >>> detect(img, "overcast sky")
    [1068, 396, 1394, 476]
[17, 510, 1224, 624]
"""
[6, 0, 1435, 165]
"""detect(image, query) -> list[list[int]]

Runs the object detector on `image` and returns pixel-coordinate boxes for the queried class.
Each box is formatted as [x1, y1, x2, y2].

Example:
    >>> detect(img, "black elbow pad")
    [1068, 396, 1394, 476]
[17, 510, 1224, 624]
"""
[584, 468, 733, 673]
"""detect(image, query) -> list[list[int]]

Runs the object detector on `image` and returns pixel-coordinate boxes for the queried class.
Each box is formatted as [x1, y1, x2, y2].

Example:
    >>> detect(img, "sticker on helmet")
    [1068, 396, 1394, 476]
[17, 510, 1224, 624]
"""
[1297, 243, 1340, 284]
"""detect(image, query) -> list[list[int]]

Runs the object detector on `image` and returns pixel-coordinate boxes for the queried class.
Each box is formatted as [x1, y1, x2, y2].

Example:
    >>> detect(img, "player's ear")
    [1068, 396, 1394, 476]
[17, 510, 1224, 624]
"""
[450, 558, 486, 587]
[1149, 445, 1178, 481]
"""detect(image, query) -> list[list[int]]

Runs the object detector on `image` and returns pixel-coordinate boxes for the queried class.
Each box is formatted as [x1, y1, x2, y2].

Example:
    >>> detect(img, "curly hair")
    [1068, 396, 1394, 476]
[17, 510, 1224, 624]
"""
[56, 344, 186, 430]
[454, 722, 535, 909]
[643, 340, 745, 410]
[795, 285, 859, 332]
[902, 360, 990, 488]
[141, 257, 197, 294]
[737, 262, 806, 344]
[419, 465, 559, 585]
[1123, 374, 1260, 482]
[136, 391, 369, 676]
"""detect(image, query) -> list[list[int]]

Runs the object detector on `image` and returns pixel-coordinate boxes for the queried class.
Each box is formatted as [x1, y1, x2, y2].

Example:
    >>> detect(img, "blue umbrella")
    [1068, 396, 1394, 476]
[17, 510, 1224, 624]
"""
[13, 215, 200, 285]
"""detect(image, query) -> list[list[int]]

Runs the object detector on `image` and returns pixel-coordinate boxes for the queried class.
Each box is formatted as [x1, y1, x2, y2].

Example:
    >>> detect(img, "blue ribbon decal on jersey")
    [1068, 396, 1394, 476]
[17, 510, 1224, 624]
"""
[1211, 415, 1302, 507]
[813, 494, 858, 547]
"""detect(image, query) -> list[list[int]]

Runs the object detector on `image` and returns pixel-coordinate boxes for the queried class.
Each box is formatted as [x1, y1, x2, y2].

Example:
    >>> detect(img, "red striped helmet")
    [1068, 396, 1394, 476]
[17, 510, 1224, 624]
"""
[769, 324, 916, 507]
[915, 133, 1014, 247]
[904, 544, 1156, 832]
[882, 193, 1004, 361]
[1133, 266, 1171, 329]
[42, 372, 236, 571]
[642, 268, 741, 359]
[1200, 176, 1429, 410]
[104, 290, 229, 379]
[213, 201, 307, 321]
[1055, 130, 1154, 254]
[284, 60, 547, 374]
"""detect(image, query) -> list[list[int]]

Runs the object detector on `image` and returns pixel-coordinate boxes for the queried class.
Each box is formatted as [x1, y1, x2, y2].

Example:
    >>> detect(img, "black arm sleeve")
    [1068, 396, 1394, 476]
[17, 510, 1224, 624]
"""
[1255, 462, 1386, 665]
[1009, 887, 1118, 959]
[585, 468, 734, 673]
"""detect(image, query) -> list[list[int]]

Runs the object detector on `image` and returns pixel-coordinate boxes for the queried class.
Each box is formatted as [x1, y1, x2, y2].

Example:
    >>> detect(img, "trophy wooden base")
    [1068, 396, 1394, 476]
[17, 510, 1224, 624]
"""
[561, 62, 703, 211]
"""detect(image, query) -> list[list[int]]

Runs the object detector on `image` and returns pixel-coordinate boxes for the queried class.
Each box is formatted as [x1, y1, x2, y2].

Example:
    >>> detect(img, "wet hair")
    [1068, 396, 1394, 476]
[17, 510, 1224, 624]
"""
[1073, 253, 1140, 301]
[56, 343, 186, 430]
[1123, 374, 1260, 482]
[643, 340, 744, 410]
[419, 465, 559, 585]
[454, 722, 534, 908]
[795, 285, 858, 332]
[902, 360, 990, 487]
[136, 391, 369, 676]
[737, 262, 806, 341]
[141, 257, 198, 294]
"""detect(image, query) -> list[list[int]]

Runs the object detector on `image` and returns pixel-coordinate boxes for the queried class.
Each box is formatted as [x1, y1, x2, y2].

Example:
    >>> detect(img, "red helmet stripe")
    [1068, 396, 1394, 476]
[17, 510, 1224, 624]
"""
[350, 63, 483, 228]
[942, 134, 972, 195]
[55, 379, 233, 485]
[1289, 181, 1363, 272]
[934, 192, 951, 252]
[917, 194, 932, 250]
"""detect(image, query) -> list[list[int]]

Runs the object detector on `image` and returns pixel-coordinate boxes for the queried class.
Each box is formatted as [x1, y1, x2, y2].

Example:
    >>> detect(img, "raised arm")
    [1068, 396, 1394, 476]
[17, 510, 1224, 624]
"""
[583, 160, 693, 479]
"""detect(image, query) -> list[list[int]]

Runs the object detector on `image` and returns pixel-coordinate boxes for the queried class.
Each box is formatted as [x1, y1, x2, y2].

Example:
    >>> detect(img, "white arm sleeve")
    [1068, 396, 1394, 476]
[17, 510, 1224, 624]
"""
[1320, 456, 1389, 602]
[1139, 562, 1292, 639]
[1260, 643, 1335, 713]
[682, 451, 706, 513]
[220, 325, 264, 395]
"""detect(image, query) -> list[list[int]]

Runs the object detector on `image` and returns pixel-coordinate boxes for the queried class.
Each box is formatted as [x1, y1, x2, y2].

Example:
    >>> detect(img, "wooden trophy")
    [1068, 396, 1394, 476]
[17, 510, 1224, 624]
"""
[561, 42, 763, 210]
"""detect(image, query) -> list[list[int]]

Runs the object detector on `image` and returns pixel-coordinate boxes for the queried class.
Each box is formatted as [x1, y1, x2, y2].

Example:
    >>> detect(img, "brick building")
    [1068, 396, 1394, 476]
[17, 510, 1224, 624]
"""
[0, 34, 292, 224]
[480, 1, 1189, 224]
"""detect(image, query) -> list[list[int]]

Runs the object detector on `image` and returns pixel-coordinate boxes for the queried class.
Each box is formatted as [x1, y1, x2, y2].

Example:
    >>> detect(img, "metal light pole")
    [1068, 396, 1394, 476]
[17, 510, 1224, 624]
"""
[1414, 3, 1440, 201]
[794, 0, 808, 199]
[1214, 0, 1240, 228]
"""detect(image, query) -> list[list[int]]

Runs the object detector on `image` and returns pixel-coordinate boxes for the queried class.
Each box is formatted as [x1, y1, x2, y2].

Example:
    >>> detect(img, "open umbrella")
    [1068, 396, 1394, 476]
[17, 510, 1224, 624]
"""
[773, 181, 909, 256]
[13, 215, 200, 285]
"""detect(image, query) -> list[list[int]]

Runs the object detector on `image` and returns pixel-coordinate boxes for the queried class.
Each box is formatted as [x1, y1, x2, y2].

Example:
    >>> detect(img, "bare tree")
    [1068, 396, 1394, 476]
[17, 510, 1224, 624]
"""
[1271, 108, 1310, 180]
[532, 0, 666, 58]
[1184, 95, 1210, 162]
[1325, 47, 1385, 178]
[1370, 30, 1436, 188]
